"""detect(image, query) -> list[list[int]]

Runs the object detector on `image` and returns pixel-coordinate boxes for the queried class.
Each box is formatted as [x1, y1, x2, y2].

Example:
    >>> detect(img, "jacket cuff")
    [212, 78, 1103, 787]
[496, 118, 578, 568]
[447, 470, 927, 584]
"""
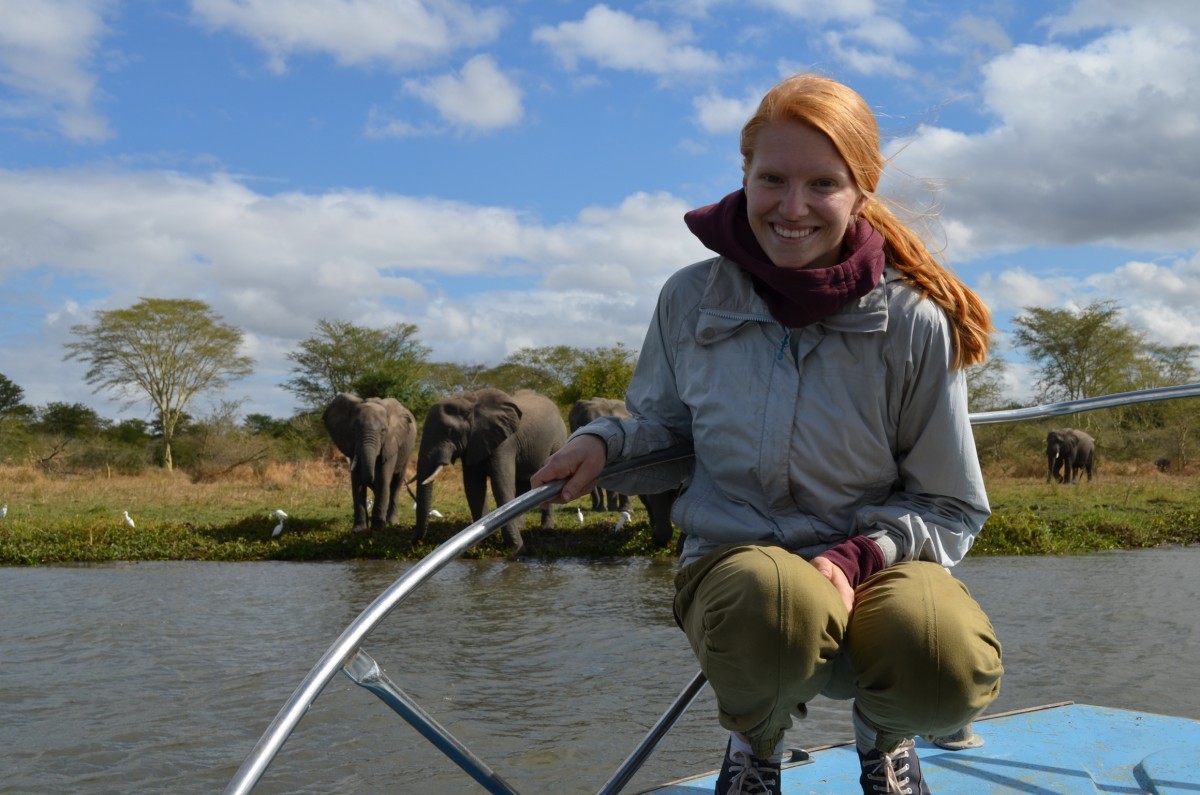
[817, 536, 885, 589]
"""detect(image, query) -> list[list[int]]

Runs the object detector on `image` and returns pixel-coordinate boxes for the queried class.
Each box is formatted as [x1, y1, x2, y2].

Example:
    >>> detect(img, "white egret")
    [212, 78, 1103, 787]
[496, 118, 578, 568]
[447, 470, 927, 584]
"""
[270, 509, 287, 537]
[614, 510, 631, 532]
[271, 509, 288, 520]
[428, 509, 443, 518]
[123, 511, 136, 529]
[1, 504, 7, 519]
[576, 507, 585, 525]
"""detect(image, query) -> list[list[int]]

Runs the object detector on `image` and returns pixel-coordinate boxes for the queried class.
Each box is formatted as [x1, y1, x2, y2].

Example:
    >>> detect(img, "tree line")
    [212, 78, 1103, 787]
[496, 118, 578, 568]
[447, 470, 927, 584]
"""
[0, 298, 636, 475]
[1, 297, 1197, 475]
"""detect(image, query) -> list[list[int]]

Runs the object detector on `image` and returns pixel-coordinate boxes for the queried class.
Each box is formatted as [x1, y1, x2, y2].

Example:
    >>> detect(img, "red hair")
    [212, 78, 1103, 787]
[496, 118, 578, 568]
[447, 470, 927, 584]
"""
[741, 74, 993, 368]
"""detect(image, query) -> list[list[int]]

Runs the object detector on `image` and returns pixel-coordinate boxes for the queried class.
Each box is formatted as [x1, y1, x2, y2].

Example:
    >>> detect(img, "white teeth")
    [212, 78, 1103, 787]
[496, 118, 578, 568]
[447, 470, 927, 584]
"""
[773, 224, 814, 239]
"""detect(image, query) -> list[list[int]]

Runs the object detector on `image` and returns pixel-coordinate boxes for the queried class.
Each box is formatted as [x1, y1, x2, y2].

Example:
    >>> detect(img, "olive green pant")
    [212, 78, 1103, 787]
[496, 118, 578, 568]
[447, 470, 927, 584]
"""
[674, 543, 1003, 758]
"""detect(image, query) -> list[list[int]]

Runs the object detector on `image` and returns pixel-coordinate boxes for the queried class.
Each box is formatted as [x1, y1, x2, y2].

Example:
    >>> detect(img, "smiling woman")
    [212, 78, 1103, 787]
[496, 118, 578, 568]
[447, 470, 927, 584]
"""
[533, 72, 998, 795]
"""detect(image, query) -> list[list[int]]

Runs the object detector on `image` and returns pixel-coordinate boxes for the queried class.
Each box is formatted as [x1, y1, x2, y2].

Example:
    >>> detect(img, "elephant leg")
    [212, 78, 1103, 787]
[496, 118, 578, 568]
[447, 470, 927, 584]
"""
[463, 467, 489, 521]
[589, 486, 603, 511]
[641, 490, 678, 548]
[371, 465, 391, 532]
[491, 474, 524, 552]
[350, 471, 369, 533]
[385, 470, 403, 525]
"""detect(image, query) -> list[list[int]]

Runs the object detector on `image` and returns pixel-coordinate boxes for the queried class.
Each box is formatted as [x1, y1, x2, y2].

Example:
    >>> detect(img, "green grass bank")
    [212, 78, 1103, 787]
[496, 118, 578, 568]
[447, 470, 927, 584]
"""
[1, 462, 1198, 565]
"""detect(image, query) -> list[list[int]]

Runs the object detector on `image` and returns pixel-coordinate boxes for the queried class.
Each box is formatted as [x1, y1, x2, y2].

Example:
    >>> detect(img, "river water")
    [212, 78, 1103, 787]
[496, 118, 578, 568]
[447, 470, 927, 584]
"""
[2, 546, 1198, 794]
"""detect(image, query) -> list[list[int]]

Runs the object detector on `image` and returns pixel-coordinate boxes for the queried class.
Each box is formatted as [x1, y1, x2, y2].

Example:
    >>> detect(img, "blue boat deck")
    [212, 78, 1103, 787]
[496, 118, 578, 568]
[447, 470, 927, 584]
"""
[641, 702, 1200, 794]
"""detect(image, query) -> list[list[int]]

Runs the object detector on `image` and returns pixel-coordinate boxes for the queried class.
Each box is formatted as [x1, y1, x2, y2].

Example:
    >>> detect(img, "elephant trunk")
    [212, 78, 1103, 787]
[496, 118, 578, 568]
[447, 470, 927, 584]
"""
[413, 479, 433, 544]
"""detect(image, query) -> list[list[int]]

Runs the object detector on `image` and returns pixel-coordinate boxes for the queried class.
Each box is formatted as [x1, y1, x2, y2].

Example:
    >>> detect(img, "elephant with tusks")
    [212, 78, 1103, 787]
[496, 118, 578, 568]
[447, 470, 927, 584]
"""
[323, 394, 417, 533]
[413, 388, 567, 554]
[1046, 428, 1095, 484]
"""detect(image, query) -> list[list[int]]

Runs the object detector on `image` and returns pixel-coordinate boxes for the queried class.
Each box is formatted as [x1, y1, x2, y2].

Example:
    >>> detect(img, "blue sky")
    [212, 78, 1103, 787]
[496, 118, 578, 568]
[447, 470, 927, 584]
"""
[2, 0, 1199, 422]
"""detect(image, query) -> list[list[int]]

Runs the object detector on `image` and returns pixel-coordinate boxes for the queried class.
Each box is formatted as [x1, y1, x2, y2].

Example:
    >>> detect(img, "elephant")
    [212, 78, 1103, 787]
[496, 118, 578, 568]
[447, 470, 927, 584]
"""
[413, 388, 568, 554]
[569, 398, 633, 512]
[569, 397, 680, 548]
[323, 393, 417, 533]
[1046, 428, 1095, 484]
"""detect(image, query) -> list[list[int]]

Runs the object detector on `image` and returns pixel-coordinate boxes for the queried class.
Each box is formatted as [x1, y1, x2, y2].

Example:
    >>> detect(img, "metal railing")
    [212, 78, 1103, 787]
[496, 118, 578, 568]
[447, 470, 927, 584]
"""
[225, 384, 1200, 794]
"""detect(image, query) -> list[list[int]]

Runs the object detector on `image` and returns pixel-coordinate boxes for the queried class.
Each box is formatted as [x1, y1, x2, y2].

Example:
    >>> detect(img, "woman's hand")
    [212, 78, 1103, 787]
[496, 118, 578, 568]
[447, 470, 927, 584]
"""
[811, 555, 856, 616]
[531, 434, 607, 504]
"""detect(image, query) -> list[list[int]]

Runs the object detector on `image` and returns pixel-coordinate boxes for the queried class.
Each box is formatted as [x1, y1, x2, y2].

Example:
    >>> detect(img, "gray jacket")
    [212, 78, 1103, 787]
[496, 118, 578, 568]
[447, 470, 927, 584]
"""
[583, 256, 990, 569]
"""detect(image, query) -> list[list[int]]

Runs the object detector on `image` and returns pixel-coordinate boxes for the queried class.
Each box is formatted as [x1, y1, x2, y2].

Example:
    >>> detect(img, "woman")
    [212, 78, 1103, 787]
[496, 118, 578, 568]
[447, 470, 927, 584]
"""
[532, 73, 1003, 795]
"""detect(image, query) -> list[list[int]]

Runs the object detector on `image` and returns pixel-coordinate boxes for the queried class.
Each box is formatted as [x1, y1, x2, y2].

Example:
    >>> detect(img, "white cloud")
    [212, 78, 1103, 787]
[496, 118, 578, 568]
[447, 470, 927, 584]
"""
[692, 89, 760, 135]
[746, 0, 875, 21]
[1045, 0, 1200, 36]
[0, 167, 709, 416]
[403, 55, 522, 132]
[887, 22, 1200, 261]
[189, 0, 506, 73]
[532, 5, 722, 75]
[0, 0, 112, 141]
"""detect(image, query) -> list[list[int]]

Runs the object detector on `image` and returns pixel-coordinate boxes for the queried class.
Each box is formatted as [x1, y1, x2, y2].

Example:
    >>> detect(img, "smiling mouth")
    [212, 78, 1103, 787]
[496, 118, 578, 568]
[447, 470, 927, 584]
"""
[772, 224, 815, 240]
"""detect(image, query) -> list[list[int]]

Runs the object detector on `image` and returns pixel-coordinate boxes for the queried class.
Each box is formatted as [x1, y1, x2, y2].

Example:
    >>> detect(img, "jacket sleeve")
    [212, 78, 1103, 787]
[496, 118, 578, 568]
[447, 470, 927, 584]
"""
[580, 274, 696, 496]
[852, 295, 991, 568]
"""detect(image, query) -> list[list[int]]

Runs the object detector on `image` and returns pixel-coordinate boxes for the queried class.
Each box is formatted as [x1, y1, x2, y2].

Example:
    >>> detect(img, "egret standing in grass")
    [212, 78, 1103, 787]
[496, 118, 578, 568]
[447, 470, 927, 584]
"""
[123, 511, 135, 529]
[1, 504, 7, 519]
[271, 509, 287, 538]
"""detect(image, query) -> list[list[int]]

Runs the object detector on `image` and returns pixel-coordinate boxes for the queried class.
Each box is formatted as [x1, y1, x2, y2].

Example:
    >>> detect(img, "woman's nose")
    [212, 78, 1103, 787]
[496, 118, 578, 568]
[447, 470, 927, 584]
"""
[778, 186, 809, 218]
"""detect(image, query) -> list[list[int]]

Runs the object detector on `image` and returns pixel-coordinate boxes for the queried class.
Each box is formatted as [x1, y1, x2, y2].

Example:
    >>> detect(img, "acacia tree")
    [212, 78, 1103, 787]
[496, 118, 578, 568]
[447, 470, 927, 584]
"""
[559, 343, 638, 405]
[0, 373, 31, 419]
[284, 319, 434, 415]
[64, 298, 253, 470]
[1011, 301, 1150, 401]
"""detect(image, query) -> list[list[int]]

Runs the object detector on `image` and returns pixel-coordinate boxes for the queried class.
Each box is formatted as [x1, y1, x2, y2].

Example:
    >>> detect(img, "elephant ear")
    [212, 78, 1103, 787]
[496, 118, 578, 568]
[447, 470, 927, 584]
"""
[379, 398, 414, 460]
[465, 392, 523, 465]
[322, 393, 362, 459]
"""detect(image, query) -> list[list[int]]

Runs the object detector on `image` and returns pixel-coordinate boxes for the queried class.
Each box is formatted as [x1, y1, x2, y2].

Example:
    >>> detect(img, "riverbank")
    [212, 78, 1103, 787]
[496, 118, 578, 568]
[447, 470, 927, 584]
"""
[1, 462, 1197, 564]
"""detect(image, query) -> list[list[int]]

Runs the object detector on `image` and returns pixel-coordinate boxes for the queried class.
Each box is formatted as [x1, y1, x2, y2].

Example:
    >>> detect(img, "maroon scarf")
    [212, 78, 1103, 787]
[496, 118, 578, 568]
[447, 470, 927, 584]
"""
[683, 189, 885, 327]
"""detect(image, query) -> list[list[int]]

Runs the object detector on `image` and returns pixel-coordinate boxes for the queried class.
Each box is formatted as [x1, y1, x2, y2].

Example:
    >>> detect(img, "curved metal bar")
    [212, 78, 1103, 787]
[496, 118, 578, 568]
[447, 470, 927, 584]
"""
[968, 383, 1200, 425]
[224, 443, 694, 795]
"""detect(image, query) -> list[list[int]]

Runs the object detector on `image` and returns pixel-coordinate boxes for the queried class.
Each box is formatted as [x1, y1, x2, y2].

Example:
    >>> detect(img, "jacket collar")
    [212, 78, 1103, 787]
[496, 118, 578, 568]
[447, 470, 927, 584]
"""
[695, 257, 891, 344]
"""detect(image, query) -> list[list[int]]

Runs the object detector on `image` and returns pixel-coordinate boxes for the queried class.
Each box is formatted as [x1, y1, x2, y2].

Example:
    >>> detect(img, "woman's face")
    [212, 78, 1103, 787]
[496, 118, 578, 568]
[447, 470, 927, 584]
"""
[743, 120, 867, 271]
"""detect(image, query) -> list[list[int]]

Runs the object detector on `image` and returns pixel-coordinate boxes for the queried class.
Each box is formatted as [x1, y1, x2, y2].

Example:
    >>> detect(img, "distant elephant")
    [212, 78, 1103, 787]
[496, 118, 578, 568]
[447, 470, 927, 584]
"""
[569, 398, 632, 512]
[413, 388, 568, 553]
[570, 397, 680, 548]
[1046, 428, 1095, 484]
[323, 394, 417, 533]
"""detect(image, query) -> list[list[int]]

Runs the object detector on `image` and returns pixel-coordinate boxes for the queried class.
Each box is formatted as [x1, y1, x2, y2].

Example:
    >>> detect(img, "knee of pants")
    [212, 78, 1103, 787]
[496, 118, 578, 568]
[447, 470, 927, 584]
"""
[679, 546, 845, 667]
[676, 545, 847, 754]
[848, 562, 1002, 737]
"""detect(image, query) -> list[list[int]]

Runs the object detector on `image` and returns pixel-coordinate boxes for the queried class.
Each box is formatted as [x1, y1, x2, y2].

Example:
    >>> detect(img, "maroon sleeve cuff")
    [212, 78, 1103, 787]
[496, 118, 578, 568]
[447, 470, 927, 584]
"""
[817, 536, 885, 588]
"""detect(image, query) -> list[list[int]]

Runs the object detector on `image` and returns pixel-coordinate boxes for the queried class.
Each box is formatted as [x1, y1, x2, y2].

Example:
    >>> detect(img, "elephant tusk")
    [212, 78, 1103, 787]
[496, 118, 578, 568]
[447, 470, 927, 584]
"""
[421, 464, 446, 486]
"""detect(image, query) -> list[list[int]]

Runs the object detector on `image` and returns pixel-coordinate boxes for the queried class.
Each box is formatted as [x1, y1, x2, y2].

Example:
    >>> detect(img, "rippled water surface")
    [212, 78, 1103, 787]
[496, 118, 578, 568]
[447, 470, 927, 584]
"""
[2, 546, 1198, 794]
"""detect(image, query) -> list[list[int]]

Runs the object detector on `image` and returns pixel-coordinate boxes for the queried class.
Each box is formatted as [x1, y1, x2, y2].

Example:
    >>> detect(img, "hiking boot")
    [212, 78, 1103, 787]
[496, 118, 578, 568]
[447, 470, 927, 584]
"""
[857, 738, 931, 794]
[714, 736, 782, 795]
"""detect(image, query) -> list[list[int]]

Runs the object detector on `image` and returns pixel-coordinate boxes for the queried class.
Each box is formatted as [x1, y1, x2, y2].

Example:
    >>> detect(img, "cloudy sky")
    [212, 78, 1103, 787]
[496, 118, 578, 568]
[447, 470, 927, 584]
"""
[2, 0, 1198, 422]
